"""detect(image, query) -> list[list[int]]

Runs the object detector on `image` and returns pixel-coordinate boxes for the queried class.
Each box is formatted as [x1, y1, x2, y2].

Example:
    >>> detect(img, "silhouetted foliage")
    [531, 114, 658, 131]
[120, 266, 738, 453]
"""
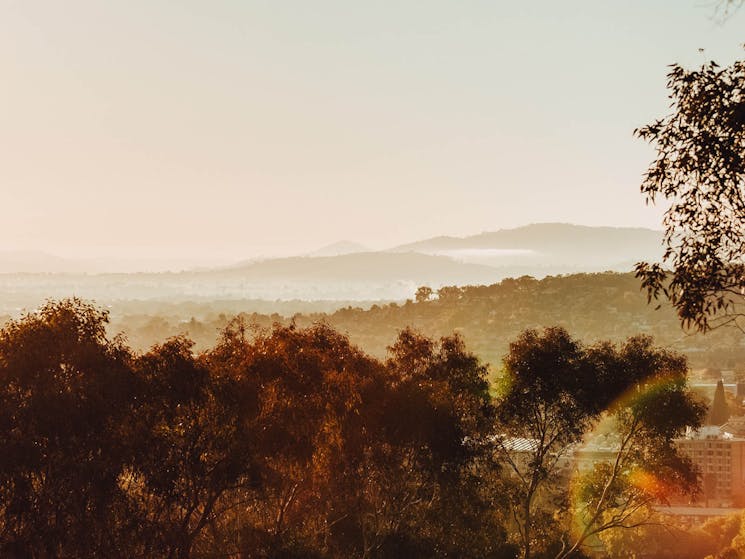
[635, 59, 745, 332]
[0, 299, 136, 557]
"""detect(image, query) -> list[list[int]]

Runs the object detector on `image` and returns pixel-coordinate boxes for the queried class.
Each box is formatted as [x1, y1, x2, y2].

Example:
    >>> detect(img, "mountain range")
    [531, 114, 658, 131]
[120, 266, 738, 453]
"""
[0, 224, 664, 307]
[389, 223, 662, 268]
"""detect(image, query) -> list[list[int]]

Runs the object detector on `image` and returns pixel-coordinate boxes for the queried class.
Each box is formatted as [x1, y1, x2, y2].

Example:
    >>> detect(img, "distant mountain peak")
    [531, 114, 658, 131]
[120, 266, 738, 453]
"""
[308, 241, 371, 257]
[388, 223, 663, 269]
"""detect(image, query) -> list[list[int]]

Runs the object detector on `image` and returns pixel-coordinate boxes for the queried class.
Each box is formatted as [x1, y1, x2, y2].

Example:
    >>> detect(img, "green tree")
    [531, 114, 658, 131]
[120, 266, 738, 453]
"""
[494, 327, 603, 559]
[495, 328, 704, 559]
[635, 58, 745, 332]
[560, 337, 704, 558]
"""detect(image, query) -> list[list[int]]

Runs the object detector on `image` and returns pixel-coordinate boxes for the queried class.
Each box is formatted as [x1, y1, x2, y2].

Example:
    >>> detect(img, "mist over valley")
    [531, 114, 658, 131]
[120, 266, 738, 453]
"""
[0, 223, 663, 312]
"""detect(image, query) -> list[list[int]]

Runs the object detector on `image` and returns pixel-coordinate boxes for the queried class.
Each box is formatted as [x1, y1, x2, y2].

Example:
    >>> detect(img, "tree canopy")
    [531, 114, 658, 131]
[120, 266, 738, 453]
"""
[635, 58, 745, 332]
[0, 300, 707, 558]
[0, 299, 514, 559]
[494, 328, 704, 559]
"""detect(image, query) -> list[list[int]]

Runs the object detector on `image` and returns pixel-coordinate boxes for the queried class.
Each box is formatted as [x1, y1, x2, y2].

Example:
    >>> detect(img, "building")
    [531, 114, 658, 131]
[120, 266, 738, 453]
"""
[572, 434, 620, 472]
[722, 416, 745, 437]
[676, 426, 745, 507]
[491, 435, 573, 477]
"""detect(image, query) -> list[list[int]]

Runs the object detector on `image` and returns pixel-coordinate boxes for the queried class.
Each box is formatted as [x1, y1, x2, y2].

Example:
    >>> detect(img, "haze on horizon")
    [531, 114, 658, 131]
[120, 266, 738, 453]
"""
[1, 1, 743, 268]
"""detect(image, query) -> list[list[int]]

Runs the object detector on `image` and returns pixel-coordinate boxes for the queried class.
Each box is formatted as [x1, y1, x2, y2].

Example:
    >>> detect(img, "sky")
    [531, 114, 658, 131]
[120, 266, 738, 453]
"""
[1, 0, 743, 266]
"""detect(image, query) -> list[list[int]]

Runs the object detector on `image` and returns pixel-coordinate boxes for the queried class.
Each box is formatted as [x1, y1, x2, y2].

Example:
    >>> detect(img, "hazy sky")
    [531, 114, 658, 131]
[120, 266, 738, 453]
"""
[1, 1, 743, 263]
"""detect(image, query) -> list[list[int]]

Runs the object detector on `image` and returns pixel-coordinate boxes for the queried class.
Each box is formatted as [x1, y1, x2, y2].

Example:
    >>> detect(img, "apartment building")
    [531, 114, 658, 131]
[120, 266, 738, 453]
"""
[676, 426, 745, 507]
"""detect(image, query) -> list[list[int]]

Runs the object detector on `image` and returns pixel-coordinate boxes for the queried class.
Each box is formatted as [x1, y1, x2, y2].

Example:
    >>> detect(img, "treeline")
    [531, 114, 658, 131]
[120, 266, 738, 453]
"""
[100, 273, 745, 371]
[0, 298, 717, 558]
[0, 299, 512, 558]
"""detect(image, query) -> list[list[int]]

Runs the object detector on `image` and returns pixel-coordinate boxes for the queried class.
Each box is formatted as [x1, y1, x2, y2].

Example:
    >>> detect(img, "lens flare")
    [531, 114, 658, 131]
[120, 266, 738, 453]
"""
[628, 468, 675, 499]
[566, 373, 692, 544]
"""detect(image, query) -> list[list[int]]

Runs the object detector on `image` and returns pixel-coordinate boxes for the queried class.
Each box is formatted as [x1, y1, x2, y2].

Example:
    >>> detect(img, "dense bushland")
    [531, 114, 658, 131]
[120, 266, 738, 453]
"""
[0, 299, 711, 558]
